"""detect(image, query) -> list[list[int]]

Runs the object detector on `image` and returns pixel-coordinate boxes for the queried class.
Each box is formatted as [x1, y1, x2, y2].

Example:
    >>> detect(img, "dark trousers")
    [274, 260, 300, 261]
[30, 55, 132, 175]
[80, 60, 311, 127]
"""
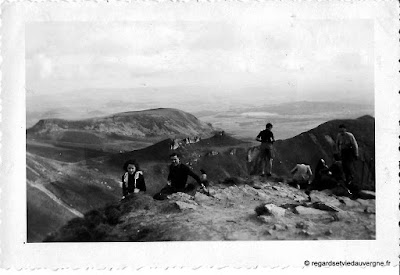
[341, 149, 355, 183]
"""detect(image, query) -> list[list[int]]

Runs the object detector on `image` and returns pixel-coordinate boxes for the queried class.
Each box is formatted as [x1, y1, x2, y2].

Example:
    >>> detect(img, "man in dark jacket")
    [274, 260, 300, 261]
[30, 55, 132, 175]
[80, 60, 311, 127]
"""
[153, 153, 204, 200]
[167, 153, 202, 192]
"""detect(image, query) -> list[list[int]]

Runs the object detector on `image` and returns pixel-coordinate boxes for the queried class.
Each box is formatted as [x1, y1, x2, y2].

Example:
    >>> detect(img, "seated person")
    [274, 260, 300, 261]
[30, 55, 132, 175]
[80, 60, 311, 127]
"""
[121, 159, 146, 199]
[309, 158, 338, 191]
[288, 163, 313, 189]
[153, 153, 205, 200]
[306, 154, 352, 198]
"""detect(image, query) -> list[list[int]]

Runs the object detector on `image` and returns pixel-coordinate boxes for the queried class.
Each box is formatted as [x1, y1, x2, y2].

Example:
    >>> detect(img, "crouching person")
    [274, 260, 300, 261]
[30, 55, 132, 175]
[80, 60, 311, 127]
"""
[121, 159, 146, 200]
[288, 163, 313, 189]
[153, 153, 204, 200]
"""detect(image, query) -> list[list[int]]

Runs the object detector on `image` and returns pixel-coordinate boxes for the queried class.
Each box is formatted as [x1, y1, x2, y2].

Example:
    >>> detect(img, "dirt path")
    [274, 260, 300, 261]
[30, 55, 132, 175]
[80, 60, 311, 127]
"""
[27, 180, 84, 218]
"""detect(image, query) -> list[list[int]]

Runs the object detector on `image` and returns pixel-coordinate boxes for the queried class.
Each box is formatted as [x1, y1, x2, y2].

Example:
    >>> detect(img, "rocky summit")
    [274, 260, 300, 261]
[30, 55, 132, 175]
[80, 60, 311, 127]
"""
[45, 176, 375, 242]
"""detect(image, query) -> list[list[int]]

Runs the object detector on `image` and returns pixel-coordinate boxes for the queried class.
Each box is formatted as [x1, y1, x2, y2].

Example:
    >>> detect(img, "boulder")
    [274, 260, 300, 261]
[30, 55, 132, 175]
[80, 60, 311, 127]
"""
[356, 198, 374, 207]
[251, 184, 262, 190]
[295, 222, 309, 229]
[174, 201, 198, 210]
[311, 202, 341, 212]
[167, 192, 195, 203]
[294, 206, 328, 215]
[195, 192, 211, 204]
[309, 192, 342, 207]
[340, 197, 361, 207]
[358, 190, 376, 200]
[255, 204, 287, 217]
[297, 230, 313, 236]
[272, 224, 287, 231]
[364, 207, 375, 214]
[257, 215, 272, 224]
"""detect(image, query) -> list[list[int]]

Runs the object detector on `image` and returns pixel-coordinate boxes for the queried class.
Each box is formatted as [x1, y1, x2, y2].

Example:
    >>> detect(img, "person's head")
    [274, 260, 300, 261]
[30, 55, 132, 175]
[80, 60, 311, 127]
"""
[123, 159, 140, 175]
[338, 124, 347, 134]
[266, 123, 273, 130]
[170, 153, 180, 166]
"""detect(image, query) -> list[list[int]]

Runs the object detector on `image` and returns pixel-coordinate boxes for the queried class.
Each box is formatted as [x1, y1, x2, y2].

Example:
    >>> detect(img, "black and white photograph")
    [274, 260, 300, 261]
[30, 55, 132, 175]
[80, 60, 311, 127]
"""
[1, 1, 398, 272]
[25, 19, 377, 243]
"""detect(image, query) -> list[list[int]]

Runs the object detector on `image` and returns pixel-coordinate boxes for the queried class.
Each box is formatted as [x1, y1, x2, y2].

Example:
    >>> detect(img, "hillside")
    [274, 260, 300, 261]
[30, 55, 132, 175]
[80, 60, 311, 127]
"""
[27, 113, 375, 242]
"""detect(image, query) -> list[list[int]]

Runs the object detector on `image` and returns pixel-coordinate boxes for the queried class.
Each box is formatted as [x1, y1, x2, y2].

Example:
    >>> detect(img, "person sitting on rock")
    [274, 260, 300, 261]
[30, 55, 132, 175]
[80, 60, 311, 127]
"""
[288, 163, 313, 189]
[307, 158, 337, 192]
[153, 153, 205, 200]
[306, 154, 352, 199]
[121, 159, 146, 200]
[329, 153, 345, 183]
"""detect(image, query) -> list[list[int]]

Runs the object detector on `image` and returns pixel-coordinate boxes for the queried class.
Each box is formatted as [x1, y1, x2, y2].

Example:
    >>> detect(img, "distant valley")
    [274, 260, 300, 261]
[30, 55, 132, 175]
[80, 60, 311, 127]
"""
[27, 88, 373, 141]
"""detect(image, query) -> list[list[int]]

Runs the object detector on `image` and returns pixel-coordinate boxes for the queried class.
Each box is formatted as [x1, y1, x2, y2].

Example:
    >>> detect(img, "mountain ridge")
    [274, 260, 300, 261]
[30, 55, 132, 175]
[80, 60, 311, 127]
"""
[26, 110, 375, 242]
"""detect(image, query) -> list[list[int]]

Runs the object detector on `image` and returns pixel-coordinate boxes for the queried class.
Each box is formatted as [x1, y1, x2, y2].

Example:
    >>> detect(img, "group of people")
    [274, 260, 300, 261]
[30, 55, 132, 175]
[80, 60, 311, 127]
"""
[121, 122, 360, 200]
[121, 153, 208, 200]
[255, 122, 359, 195]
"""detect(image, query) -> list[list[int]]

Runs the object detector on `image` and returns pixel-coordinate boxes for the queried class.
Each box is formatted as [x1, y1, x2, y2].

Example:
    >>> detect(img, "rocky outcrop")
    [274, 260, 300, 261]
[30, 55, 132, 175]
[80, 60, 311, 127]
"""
[45, 175, 376, 242]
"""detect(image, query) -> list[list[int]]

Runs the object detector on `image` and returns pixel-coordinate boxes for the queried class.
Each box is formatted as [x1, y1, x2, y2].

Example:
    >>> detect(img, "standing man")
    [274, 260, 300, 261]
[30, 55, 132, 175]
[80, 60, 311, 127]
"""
[256, 123, 275, 176]
[336, 124, 359, 185]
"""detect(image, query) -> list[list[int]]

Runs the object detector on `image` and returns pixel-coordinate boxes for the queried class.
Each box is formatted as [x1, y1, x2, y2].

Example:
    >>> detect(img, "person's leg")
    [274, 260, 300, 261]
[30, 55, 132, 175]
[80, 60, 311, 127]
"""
[266, 145, 274, 176]
[267, 158, 273, 176]
[260, 158, 266, 175]
[342, 157, 353, 184]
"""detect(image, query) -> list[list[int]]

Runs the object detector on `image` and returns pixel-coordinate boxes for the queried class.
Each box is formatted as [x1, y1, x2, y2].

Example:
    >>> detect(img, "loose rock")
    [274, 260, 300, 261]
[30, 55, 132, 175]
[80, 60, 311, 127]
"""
[294, 206, 328, 215]
[255, 203, 286, 217]
[312, 202, 341, 212]
[174, 201, 198, 210]
[272, 224, 287, 231]
[358, 190, 376, 200]
[364, 207, 375, 214]
[295, 222, 309, 229]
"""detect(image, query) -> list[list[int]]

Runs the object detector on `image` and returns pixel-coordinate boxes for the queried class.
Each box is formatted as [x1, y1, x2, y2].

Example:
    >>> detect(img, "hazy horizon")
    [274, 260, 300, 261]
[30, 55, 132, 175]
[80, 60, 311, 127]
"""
[26, 19, 374, 137]
[27, 19, 374, 108]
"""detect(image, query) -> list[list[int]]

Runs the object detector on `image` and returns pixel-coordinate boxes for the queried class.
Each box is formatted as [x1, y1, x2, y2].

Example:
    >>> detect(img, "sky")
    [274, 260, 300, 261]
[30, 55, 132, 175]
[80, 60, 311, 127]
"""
[26, 19, 374, 108]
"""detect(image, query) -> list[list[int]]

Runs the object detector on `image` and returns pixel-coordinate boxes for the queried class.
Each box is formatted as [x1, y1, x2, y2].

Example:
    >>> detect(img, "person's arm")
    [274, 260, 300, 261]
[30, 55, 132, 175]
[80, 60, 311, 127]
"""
[271, 132, 275, 143]
[256, 132, 262, 142]
[137, 173, 146, 192]
[290, 165, 298, 174]
[335, 134, 341, 153]
[307, 166, 313, 176]
[121, 174, 127, 197]
[184, 165, 202, 184]
[349, 133, 359, 158]
[167, 165, 172, 186]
